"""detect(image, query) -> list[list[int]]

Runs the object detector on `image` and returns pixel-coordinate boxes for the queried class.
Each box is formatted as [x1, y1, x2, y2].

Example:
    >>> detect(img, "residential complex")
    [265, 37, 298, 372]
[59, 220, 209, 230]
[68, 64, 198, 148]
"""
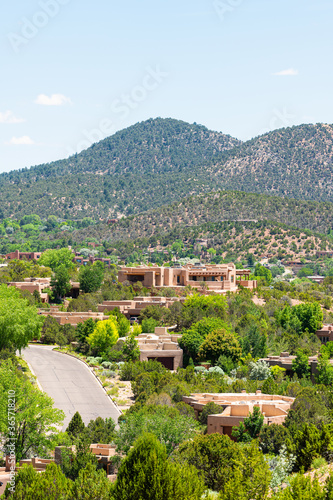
[183, 391, 294, 438]
[133, 328, 183, 370]
[118, 263, 256, 292]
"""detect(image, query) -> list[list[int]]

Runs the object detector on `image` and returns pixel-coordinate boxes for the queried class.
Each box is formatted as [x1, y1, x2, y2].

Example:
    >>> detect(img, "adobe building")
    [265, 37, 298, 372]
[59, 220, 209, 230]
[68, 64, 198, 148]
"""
[118, 263, 256, 292]
[316, 324, 333, 344]
[5, 250, 42, 261]
[259, 351, 333, 380]
[133, 327, 183, 370]
[8, 277, 51, 303]
[8, 278, 80, 302]
[98, 296, 184, 318]
[73, 254, 113, 267]
[38, 307, 105, 326]
[183, 391, 294, 438]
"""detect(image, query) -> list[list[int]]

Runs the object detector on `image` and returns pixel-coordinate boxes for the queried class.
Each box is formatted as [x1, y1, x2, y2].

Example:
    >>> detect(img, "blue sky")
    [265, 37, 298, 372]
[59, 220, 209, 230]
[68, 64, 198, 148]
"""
[0, 0, 332, 173]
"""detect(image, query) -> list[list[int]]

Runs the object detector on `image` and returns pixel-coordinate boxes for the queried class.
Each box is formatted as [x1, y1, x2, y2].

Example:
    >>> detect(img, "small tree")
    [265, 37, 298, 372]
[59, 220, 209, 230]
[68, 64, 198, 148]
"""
[198, 329, 241, 364]
[87, 317, 119, 356]
[292, 350, 310, 378]
[113, 433, 204, 500]
[122, 335, 140, 362]
[51, 265, 71, 300]
[199, 402, 223, 425]
[66, 411, 85, 439]
[79, 262, 104, 294]
[232, 407, 264, 442]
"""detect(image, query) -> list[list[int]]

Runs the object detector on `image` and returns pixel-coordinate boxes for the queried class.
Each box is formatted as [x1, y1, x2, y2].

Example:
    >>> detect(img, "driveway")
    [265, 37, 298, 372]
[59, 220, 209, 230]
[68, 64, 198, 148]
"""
[22, 345, 121, 430]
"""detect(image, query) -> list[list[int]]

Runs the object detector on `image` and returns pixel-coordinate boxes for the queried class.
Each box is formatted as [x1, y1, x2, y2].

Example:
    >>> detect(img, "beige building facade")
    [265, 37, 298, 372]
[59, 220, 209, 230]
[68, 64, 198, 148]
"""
[183, 391, 294, 438]
[118, 263, 256, 292]
[134, 328, 183, 370]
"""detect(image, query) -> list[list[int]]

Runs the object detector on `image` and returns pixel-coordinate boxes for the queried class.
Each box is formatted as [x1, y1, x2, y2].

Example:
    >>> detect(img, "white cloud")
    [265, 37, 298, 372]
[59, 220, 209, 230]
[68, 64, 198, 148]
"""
[0, 110, 25, 123]
[6, 136, 35, 145]
[35, 93, 72, 106]
[272, 68, 299, 76]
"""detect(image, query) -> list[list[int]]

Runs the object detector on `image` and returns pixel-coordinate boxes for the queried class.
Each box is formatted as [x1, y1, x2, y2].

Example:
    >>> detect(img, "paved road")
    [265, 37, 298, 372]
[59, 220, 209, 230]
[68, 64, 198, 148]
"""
[22, 345, 121, 430]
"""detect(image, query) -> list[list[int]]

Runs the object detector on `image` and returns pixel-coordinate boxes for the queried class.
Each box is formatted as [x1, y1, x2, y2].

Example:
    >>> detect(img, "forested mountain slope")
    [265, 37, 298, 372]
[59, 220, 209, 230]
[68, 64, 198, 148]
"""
[71, 190, 333, 245]
[211, 123, 333, 200]
[1, 119, 333, 219]
[0, 118, 239, 219]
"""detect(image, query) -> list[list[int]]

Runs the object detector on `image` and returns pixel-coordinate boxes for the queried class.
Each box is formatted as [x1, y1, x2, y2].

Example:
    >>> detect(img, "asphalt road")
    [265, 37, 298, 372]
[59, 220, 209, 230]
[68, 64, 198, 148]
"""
[22, 345, 121, 430]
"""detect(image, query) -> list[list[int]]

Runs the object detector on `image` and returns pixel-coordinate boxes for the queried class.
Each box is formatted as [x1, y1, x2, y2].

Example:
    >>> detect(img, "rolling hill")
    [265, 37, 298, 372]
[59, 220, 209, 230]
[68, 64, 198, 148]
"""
[1, 118, 333, 220]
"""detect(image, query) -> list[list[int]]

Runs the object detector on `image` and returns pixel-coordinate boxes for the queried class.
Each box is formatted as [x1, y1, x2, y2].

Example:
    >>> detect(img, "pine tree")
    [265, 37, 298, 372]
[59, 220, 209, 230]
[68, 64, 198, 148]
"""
[66, 411, 85, 439]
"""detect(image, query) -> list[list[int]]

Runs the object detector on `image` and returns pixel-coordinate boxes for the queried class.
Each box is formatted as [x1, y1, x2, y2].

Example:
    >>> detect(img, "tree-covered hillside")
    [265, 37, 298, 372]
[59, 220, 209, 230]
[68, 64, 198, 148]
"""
[71, 189, 333, 245]
[212, 123, 333, 201]
[0, 118, 239, 219]
[0, 119, 333, 219]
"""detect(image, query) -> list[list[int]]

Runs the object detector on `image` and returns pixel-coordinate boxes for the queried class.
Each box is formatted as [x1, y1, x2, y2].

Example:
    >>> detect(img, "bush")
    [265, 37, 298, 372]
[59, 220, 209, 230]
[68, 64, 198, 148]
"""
[217, 355, 236, 375]
[208, 366, 224, 375]
[141, 317, 159, 333]
[259, 424, 293, 455]
[198, 329, 242, 364]
[199, 402, 223, 425]
[120, 360, 166, 381]
[101, 361, 113, 369]
[248, 360, 271, 380]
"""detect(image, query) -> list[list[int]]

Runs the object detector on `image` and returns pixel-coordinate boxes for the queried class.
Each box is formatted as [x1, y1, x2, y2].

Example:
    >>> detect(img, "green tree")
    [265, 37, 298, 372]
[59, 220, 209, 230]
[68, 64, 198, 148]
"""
[122, 335, 140, 361]
[199, 402, 223, 425]
[232, 407, 264, 442]
[219, 442, 271, 500]
[87, 317, 119, 356]
[254, 264, 273, 285]
[51, 265, 71, 300]
[0, 361, 64, 461]
[116, 405, 202, 455]
[84, 417, 115, 444]
[172, 433, 240, 492]
[75, 318, 97, 343]
[316, 354, 333, 385]
[276, 303, 323, 335]
[0, 284, 43, 352]
[183, 293, 228, 320]
[66, 411, 85, 439]
[141, 317, 159, 333]
[7, 259, 32, 282]
[60, 439, 98, 481]
[198, 329, 241, 364]
[39, 248, 75, 271]
[113, 433, 205, 500]
[40, 315, 61, 344]
[3, 462, 72, 499]
[292, 423, 332, 471]
[178, 329, 204, 363]
[270, 473, 325, 500]
[79, 262, 104, 294]
[259, 424, 293, 455]
[292, 349, 311, 378]
[71, 462, 113, 500]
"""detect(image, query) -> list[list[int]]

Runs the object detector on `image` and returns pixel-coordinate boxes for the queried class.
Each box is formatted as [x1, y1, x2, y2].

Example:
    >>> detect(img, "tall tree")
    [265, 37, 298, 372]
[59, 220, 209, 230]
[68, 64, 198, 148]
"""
[113, 433, 204, 500]
[51, 265, 71, 300]
[0, 284, 43, 352]
[79, 261, 104, 294]
[0, 361, 64, 461]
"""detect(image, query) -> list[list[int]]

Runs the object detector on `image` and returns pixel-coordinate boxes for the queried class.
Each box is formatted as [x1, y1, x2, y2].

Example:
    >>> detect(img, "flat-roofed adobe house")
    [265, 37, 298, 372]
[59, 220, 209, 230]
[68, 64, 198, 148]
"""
[316, 324, 333, 344]
[118, 263, 256, 292]
[5, 250, 41, 261]
[183, 391, 294, 439]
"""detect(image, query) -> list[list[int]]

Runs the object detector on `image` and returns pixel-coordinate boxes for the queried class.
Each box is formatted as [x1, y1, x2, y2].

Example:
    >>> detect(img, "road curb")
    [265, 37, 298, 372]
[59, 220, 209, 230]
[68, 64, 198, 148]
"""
[53, 349, 122, 415]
